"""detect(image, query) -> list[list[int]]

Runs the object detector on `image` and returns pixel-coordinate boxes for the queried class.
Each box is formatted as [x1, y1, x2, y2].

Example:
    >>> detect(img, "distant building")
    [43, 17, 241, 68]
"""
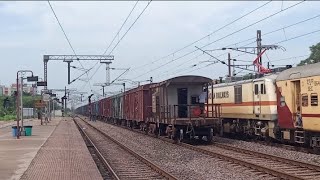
[0, 83, 37, 96]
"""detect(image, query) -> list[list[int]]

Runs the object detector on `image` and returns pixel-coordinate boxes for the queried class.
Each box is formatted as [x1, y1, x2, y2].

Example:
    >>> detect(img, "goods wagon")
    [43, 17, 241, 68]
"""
[207, 74, 278, 138]
[276, 62, 320, 148]
[123, 84, 153, 128]
[103, 98, 112, 119]
[147, 75, 221, 142]
[111, 93, 124, 121]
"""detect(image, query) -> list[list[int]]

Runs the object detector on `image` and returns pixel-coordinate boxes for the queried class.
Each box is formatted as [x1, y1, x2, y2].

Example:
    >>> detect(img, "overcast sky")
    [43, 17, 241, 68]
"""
[1, 1, 320, 103]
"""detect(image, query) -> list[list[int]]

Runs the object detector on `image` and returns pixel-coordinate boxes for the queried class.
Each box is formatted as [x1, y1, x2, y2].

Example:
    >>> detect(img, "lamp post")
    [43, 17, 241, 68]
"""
[16, 70, 38, 139]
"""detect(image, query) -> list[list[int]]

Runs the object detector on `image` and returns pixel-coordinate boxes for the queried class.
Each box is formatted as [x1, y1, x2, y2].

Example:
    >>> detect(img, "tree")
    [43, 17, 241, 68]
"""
[298, 42, 320, 66]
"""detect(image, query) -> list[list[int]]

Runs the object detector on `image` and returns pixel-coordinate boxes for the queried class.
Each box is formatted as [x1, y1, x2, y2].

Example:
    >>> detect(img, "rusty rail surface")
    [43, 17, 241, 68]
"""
[75, 116, 178, 180]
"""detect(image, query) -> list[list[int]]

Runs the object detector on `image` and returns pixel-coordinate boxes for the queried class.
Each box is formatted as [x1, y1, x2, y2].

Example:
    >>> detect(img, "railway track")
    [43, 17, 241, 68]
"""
[222, 134, 320, 155]
[200, 142, 320, 180]
[74, 117, 116, 180]
[76, 115, 320, 180]
[73, 116, 178, 180]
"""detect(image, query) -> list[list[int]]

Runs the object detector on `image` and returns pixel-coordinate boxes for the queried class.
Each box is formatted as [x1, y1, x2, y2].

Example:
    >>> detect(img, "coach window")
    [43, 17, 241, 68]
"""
[302, 94, 308, 107]
[311, 93, 318, 106]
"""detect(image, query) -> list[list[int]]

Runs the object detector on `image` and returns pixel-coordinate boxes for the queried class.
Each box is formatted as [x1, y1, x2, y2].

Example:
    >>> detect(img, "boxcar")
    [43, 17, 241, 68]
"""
[111, 93, 124, 123]
[147, 75, 221, 141]
[123, 84, 153, 128]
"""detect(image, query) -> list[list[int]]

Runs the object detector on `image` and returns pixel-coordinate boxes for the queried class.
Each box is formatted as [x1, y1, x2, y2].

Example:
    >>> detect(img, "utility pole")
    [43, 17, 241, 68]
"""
[67, 61, 71, 84]
[64, 86, 67, 116]
[100, 61, 112, 86]
[228, 53, 231, 77]
[257, 30, 262, 72]
[20, 77, 23, 128]
[93, 83, 107, 97]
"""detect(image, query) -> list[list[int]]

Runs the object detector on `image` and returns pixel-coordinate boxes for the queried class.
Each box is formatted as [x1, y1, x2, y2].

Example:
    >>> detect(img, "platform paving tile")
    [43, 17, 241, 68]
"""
[20, 118, 103, 180]
[0, 118, 60, 180]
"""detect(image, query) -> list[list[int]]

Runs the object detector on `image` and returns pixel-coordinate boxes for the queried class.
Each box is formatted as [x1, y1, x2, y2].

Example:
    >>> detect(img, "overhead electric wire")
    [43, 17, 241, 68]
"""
[269, 54, 309, 62]
[109, 0, 152, 55]
[102, 1, 140, 55]
[80, 0, 152, 91]
[180, 28, 320, 77]
[48, 1, 93, 91]
[76, 0, 139, 90]
[224, 13, 320, 48]
[274, 29, 320, 45]
[131, 1, 272, 71]
[133, 0, 305, 80]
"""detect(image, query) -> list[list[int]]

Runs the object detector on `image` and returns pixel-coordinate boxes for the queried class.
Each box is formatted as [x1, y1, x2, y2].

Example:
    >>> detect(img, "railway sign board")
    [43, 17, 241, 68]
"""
[27, 76, 38, 82]
[42, 94, 51, 102]
[37, 81, 47, 86]
[34, 100, 46, 108]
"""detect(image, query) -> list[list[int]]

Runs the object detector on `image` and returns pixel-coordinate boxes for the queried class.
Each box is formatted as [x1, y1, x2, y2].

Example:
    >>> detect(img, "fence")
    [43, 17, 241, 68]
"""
[23, 108, 34, 118]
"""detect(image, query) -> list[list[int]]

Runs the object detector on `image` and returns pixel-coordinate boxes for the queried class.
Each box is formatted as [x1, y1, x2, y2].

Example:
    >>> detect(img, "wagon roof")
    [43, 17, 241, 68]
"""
[276, 62, 320, 81]
[152, 75, 212, 87]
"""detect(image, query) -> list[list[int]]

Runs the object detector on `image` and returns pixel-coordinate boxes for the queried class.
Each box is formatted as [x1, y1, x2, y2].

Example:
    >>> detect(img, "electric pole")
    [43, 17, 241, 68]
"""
[100, 61, 112, 86]
[93, 83, 107, 97]
[257, 30, 262, 72]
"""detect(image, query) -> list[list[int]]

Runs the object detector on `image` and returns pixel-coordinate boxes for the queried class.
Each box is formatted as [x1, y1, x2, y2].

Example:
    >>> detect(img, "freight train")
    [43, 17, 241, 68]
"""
[76, 75, 222, 142]
[76, 62, 320, 148]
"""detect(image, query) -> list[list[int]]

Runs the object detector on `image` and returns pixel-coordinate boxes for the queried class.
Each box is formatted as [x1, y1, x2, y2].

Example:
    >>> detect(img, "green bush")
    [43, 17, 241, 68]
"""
[0, 114, 16, 121]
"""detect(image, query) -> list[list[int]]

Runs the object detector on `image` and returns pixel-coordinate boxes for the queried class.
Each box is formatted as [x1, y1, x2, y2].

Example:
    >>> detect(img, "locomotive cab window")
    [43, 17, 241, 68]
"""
[311, 93, 318, 106]
[234, 85, 242, 104]
[260, 84, 266, 94]
[302, 94, 308, 107]
[254, 84, 259, 95]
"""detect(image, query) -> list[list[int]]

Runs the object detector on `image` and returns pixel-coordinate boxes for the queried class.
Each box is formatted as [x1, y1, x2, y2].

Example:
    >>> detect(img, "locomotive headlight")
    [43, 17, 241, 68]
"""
[257, 121, 262, 126]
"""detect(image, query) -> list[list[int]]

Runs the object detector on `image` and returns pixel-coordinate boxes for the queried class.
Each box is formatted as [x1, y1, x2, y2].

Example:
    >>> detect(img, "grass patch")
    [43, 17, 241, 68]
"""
[0, 114, 16, 121]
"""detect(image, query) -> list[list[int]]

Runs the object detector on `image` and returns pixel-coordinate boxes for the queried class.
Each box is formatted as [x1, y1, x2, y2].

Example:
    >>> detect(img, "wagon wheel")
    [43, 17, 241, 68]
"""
[145, 123, 150, 135]
[174, 128, 183, 143]
[206, 128, 214, 143]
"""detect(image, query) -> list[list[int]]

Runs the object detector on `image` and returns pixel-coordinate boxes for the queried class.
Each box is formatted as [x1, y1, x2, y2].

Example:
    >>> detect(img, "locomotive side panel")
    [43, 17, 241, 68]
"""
[208, 78, 277, 121]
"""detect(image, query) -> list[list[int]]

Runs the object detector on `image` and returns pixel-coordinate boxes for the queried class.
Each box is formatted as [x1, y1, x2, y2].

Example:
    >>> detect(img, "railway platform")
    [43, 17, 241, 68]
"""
[0, 118, 59, 180]
[20, 117, 102, 180]
[0, 117, 102, 180]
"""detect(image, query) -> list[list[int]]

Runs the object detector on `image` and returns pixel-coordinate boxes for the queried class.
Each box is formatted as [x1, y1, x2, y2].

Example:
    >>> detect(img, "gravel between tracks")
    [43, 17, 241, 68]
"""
[212, 136, 320, 166]
[85, 119, 273, 180]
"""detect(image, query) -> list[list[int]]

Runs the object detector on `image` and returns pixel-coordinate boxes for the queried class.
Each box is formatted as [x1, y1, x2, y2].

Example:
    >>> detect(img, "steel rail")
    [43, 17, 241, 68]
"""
[178, 142, 303, 180]
[73, 117, 120, 180]
[214, 142, 320, 172]
[77, 115, 307, 180]
[76, 116, 178, 180]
